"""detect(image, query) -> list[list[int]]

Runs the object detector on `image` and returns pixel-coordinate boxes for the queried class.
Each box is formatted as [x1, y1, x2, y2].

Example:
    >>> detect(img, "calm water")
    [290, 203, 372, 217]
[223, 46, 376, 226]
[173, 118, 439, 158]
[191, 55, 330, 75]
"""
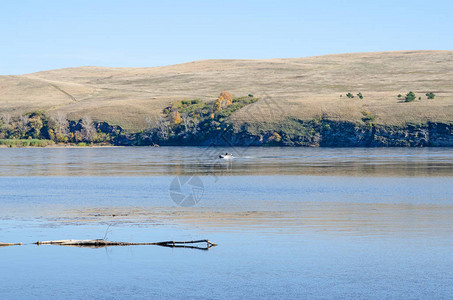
[0, 147, 452, 299]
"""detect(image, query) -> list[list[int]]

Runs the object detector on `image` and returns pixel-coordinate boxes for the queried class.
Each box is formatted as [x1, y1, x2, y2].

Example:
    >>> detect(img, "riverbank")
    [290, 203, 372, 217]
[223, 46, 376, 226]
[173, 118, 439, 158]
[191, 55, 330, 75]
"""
[123, 119, 453, 147]
[1, 119, 452, 147]
[0, 139, 116, 148]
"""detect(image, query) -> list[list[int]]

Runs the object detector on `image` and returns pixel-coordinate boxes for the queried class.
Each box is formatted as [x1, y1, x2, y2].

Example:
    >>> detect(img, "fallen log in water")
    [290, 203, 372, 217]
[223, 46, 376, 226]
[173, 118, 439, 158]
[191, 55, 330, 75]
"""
[0, 242, 22, 247]
[34, 239, 217, 250]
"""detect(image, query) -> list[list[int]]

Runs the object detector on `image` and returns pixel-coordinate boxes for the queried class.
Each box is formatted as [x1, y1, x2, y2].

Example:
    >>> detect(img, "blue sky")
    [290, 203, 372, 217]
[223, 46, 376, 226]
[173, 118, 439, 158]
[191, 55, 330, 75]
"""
[1, 0, 452, 74]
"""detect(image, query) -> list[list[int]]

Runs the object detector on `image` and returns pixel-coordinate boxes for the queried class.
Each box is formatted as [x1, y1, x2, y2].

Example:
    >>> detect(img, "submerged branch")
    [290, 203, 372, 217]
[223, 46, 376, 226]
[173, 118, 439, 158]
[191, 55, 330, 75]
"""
[0, 242, 22, 247]
[33, 239, 217, 250]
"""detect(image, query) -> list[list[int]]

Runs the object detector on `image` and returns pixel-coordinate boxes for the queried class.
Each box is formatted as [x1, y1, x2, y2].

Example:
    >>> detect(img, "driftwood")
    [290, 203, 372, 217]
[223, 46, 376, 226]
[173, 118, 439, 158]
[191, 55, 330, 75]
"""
[34, 239, 217, 250]
[0, 242, 22, 247]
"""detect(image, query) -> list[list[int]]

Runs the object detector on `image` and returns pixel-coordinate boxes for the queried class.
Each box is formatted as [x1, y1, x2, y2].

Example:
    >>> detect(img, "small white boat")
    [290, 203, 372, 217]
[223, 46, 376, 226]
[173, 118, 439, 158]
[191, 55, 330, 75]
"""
[219, 153, 234, 159]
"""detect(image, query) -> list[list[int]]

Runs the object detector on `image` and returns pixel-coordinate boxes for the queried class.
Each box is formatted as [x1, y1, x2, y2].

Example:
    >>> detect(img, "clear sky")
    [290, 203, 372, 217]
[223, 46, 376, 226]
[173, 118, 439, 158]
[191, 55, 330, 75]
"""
[1, 0, 452, 75]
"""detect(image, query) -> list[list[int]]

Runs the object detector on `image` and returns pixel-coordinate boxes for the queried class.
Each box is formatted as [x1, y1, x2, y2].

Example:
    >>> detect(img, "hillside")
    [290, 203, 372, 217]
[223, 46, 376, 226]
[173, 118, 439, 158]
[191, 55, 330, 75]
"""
[0, 50, 452, 132]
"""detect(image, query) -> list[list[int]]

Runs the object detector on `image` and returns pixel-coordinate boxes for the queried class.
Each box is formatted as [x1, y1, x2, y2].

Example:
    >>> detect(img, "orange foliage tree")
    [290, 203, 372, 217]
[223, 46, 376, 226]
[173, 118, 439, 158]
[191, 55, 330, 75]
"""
[171, 110, 182, 125]
[220, 91, 233, 105]
[214, 91, 234, 112]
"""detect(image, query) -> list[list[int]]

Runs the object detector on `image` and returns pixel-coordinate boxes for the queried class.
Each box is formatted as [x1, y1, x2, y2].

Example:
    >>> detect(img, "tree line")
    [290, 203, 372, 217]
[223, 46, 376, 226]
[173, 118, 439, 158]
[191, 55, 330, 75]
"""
[0, 92, 259, 146]
[140, 92, 259, 145]
[0, 111, 121, 144]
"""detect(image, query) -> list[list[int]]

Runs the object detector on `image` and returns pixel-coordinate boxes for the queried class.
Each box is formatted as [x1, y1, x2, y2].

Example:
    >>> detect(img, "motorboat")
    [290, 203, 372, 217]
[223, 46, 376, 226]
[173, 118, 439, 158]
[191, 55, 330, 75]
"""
[219, 152, 234, 159]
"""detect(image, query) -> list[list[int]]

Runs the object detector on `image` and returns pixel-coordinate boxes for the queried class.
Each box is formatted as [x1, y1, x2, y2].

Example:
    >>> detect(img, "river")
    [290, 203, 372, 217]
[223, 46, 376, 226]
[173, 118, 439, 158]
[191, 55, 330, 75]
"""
[0, 147, 452, 299]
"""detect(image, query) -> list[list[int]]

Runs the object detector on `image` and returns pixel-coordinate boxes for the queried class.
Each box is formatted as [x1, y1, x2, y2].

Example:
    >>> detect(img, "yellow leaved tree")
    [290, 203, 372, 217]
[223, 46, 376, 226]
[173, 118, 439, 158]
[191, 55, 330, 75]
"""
[171, 110, 182, 125]
[214, 91, 233, 112]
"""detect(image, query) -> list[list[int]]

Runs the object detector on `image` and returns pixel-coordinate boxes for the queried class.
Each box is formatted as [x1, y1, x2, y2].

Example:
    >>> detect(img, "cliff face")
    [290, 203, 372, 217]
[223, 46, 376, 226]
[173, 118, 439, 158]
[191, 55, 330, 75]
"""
[58, 117, 451, 147]
[319, 122, 452, 147]
[192, 121, 453, 147]
[369, 123, 450, 147]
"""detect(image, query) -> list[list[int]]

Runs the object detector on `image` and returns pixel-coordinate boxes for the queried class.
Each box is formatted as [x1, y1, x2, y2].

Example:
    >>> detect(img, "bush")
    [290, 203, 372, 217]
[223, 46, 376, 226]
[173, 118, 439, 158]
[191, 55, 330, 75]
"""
[361, 111, 375, 123]
[268, 132, 282, 144]
[426, 92, 435, 99]
[405, 91, 416, 102]
[0, 139, 54, 147]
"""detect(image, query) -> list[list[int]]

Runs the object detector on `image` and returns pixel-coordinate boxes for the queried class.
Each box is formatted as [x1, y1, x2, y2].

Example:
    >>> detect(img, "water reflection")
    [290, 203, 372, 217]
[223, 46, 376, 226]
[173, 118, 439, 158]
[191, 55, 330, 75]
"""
[24, 202, 451, 238]
[0, 147, 452, 176]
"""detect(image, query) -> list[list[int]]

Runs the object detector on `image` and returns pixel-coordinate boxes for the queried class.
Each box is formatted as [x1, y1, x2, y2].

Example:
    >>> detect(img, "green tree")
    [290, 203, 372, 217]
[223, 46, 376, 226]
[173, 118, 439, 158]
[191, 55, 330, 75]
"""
[426, 92, 435, 99]
[405, 91, 416, 102]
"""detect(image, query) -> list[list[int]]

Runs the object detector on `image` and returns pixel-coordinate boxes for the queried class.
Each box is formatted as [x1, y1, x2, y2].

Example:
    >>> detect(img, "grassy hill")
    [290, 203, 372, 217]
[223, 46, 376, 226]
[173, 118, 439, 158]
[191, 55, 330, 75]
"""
[1, 50, 452, 131]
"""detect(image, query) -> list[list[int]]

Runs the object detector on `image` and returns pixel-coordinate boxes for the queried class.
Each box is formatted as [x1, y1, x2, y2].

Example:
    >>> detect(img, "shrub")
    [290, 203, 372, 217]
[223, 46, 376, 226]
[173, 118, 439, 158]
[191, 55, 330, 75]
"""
[361, 111, 375, 123]
[426, 92, 435, 99]
[357, 92, 363, 99]
[346, 93, 354, 98]
[397, 94, 402, 98]
[405, 91, 416, 102]
[268, 132, 282, 144]
[0, 139, 54, 147]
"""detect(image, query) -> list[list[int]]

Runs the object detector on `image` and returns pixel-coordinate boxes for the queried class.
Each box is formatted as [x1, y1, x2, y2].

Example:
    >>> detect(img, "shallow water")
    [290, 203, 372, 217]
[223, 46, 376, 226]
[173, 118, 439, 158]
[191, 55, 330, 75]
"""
[0, 147, 453, 299]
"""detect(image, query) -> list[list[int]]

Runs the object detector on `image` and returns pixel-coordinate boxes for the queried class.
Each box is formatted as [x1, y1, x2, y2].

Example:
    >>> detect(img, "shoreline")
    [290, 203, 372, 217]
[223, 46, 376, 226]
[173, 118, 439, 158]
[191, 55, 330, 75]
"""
[1, 120, 452, 148]
[0, 143, 120, 148]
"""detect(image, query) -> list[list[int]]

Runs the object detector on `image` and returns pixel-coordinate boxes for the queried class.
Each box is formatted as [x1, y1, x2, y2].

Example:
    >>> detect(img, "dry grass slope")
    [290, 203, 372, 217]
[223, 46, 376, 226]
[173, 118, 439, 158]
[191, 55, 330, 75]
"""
[0, 50, 452, 130]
